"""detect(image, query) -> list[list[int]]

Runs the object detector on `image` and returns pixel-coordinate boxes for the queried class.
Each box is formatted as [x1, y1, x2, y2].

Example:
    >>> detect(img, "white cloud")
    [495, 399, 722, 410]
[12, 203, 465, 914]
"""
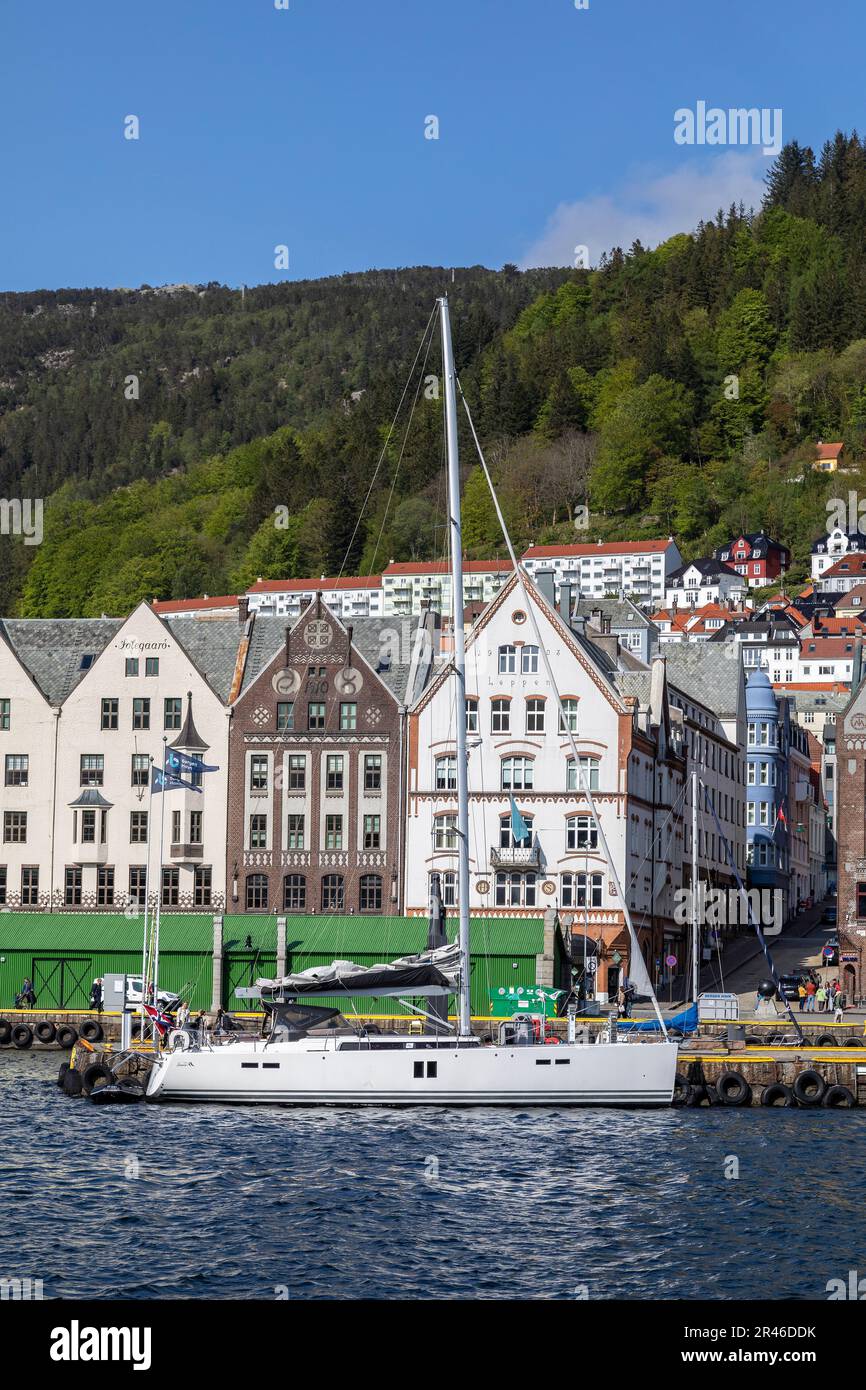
[520, 152, 768, 269]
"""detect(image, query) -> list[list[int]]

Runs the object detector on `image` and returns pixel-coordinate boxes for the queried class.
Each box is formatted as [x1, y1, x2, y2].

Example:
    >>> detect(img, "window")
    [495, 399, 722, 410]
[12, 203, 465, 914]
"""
[129, 866, 147, 905]
[283, 874, 306, 911]
[566, 816, 598, 851]
[250, 755, 268, 792]
[525, 698, 545, 734]
[194, 866, 212, 907]
[287, 755, 305, 791]
[308, 702, 326, 729]
[559, 699, 579, 734]
[340, 702, 357, 731]
[145, 657, 159, 677]
[161, 867, 179, 906]
[364, 754, 382, 790]
[4, 754, 27, 787]
[325, 814, 343, 849]
[521, 645, 539, 673]
[326, 754, 344, 791]
[747, 763, 756, 786]
[277, 702, 294, 731]
[498, 645, 516, 673]
[435, 756, 457, 791]
[189, 810, 202, 844]
[245, 873, 268, 910]
[359, 874, 382, 912]
[80, 754, 104, 787]
[133, 698, 150, 731]
[434, 813, 457, 850]
[857, 882, 866, 919]
[21, 866, 38, 906]
[101, 698, 118, 731]
[0, 699, 9, 730]
[4, 812, 26, 843]
[499, 812, 533, 848]
[746, 803, 755, 826]
[437, 870, 457, 906]
[98, 866, 115, 907]
[501, 756, 533, 790]
[363, 814, 381, 849]
[494, 871, 536, 906]
[566, 757, 599, 792]
[65, 866, 82, 906]
[125, 658, 139, 677]
[321, 874, 344, 911]
[286, 814, 305, 849]
[80, 809, 97, 843]
[130, 811, 148, 843]
[491, 698, 510, 733]
[132, 754, 149, 787]
[164, 698, 182, 730]
[171, 810, 181, 844]
[561, 872, 602, 908]
[250, 814, 268, 849]
[465, 699, 478, 733]
[0, 867, 6, 904]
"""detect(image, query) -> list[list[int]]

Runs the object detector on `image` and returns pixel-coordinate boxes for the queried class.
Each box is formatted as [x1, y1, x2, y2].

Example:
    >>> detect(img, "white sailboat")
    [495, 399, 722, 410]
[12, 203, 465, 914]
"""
[146, 298, 677, 1107]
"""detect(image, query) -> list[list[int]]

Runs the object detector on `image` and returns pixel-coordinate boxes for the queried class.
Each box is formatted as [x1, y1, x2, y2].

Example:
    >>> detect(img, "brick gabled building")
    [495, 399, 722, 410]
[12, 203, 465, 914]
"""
[227, 596, 437, 916]
[835, 649, 866, 1002]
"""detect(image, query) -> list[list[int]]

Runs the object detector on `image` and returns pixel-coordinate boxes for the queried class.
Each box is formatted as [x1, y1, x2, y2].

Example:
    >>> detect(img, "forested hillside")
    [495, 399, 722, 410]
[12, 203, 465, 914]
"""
[7, 132, 866, 617]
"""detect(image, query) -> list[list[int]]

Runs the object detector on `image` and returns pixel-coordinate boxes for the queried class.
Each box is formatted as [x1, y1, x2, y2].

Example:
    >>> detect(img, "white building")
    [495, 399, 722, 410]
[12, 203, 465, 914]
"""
[521, 538, 681, 609]
[404, 571, 687, 1000]
[0, 603, 233, 910]
[811, 527, 866, 582]
[247, 576, 385, 620]
[664, 559, 746, 610]
[381, 560, 512, 617]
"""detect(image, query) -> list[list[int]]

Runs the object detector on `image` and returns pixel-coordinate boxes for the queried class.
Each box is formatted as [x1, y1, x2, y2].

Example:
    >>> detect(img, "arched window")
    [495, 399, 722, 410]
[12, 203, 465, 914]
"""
[566, 815, 598, 851]
[491, 698, 511, 733]
[566, 756, 599, 792]
[498, 644, 516, 673]
[435, 755, 457, 790]
[501, 755, 533, 790]
[521, 645, 539, 673]
[433, 813, 458, 850]
[499, 812, 533, 849]
[359, 874, 382, 912]
[283, 874, 306, 911]
[321, 874, 344, 911]
[559, 698, 579, 734]
[245, 873, 269, 911]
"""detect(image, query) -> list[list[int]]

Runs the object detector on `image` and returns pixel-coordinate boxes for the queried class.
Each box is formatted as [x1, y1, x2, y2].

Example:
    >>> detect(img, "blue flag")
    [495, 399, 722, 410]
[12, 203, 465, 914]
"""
[165, 749, 219, 777]
[509, 795, 530, 844]
[152, 766, 201, 794]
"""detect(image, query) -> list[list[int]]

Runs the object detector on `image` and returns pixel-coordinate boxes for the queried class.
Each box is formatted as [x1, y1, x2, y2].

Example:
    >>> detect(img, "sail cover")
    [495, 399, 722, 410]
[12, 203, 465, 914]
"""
[257, 941, 461, 1000]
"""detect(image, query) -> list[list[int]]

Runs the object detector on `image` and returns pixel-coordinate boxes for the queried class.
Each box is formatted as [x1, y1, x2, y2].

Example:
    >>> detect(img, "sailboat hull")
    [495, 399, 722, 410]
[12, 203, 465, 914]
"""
[146, 1037, 678, 1107]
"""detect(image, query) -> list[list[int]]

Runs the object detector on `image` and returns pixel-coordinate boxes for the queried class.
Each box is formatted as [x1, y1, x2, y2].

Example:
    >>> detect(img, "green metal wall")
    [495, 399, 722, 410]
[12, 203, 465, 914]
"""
[0, 950, 211, 1011]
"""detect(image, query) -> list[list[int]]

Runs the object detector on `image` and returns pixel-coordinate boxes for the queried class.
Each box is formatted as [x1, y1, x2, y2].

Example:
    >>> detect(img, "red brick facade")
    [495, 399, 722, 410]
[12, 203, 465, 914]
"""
[227, 598, 407, 915]
[835, 681, 866, 1001]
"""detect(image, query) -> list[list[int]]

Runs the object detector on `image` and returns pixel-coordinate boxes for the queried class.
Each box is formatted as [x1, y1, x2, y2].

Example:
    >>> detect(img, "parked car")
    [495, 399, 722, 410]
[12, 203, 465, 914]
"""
[123, 977, 180, 1011]
[777, 974, 803, 1001]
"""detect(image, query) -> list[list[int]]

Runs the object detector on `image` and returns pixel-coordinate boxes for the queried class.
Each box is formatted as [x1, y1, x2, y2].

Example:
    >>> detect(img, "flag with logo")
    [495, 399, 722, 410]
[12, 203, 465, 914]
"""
[165, 748, 219, 777]
[151, 766, 201, 794]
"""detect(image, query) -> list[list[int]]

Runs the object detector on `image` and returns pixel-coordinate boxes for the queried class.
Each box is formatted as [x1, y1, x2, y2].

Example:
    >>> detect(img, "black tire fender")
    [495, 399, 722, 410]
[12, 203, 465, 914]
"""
[816, 1034, 837, 1047]
[716, 1069, 752, 1106]
[61, 1068, 83, 1097]
[672, 1072, 690, 1107]
[843, 1037, 863, 1047]
[0, 1018, 11, 1045]
[34, 1020, 56, 1044]
[82, 1063, 112, 1095]
[793, 1069, 827, 1106]
[56, 1061, 71, 1087]
[760, 1082, 795, 1107]
[79, 1019, 103, 1044]
[56, 1025, 77, 1049]
[822, 1084, 856, 1108]
[11, 1024, 32, 1049]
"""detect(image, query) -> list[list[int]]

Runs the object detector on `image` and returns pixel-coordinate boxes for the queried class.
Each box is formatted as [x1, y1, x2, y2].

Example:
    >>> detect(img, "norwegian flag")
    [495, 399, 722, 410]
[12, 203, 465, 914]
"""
[777, 801, 787, 827]
[143, 1002, 174, 1037]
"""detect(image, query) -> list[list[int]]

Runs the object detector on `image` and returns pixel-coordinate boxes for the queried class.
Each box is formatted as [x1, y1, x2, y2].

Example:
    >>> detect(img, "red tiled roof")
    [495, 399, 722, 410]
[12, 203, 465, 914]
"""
[382, 559, 512, 575]
[521, 538, 673, 559]
[799, 637, 858, 657]
[247, 575, 381, 593]
[152, 595, 237, 613]
[772, 681, 850, 692]
[821, 555, 866, 579]
[815, 441, 844, 459]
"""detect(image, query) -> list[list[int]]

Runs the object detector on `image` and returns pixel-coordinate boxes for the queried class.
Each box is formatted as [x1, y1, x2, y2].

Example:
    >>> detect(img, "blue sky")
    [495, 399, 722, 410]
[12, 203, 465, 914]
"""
[0, 0, 862, 290]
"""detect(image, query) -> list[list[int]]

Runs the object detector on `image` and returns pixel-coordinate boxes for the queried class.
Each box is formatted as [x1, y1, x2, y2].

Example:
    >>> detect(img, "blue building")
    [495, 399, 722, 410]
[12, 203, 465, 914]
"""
[745, 669, 790, 924]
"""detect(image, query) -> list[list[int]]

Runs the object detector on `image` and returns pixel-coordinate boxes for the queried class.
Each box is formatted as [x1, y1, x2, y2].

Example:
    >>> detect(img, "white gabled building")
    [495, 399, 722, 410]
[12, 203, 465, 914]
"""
[247, 576, 385, 620]
[404, 571, 687, 1001]
[664, 559, 746, 610]
[0, 603, 234, 911]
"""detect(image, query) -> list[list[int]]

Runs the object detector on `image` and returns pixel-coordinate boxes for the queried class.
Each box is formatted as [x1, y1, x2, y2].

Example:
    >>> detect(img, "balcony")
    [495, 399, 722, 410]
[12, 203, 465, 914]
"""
[490, 843, 541, 869]
[170, 843, 204, 861]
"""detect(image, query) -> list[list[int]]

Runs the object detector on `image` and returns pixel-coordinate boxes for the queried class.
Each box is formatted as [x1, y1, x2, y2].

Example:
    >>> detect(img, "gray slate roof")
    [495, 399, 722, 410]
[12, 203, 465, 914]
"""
[164, 615, 246, 702]
[0, 618, 123, 703]
[574, 595, 653, 629]
[238, 611, 427, 704]
[660, 644, 744, 718]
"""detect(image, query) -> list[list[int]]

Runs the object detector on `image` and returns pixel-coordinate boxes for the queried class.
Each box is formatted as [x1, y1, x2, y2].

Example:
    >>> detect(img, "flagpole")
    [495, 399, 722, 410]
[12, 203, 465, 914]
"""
[139, 760, 155, 1042]
[152, 736, 168, 1041]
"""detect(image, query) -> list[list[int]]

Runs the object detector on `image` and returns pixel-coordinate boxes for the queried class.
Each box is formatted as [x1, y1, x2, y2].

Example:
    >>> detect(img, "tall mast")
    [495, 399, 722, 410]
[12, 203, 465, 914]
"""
[439, 296, 472, 1038]
[691, 767, 699, 1006]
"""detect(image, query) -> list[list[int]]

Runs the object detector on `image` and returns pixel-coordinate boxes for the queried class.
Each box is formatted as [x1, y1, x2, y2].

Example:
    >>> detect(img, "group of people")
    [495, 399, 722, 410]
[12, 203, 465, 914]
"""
[798, 975, 845, 1020]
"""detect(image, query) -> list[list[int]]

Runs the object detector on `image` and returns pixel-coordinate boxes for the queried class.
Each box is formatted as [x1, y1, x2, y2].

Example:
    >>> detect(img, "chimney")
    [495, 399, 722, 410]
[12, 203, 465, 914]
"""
[237, 595, 250, 625]
[558, 580, 573, 623]
[535, 568, 556, 607]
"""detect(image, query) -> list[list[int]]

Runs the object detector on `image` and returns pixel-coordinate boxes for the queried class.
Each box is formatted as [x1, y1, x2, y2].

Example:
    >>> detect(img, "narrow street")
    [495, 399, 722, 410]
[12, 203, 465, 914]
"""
[697, 900, 838, 1019]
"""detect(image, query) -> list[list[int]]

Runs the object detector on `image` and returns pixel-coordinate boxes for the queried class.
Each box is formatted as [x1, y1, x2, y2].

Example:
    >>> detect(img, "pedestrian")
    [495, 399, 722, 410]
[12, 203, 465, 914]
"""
[616, 984, 626, 1018]
[797, 982, 807, 1012]
[816, 984, 827, 1012]
[805, 979, 817, 1013]
[89, 977, 103, 1014]
[834, 994, 845, 1024]
[15, 977, 36, 1008]
[176, 1000, 190, 1031]
[826, 980, 836, 1011]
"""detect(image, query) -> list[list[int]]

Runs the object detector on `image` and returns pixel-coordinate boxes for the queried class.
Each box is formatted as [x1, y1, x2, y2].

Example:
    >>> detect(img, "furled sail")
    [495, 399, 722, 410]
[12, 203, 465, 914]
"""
[257, 941, 461, 999]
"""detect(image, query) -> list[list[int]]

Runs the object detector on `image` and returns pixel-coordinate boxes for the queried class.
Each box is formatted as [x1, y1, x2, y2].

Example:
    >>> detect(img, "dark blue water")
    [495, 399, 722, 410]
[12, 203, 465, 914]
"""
[3, 1051, 863, 1300]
